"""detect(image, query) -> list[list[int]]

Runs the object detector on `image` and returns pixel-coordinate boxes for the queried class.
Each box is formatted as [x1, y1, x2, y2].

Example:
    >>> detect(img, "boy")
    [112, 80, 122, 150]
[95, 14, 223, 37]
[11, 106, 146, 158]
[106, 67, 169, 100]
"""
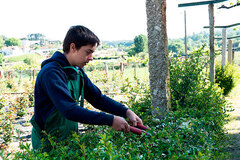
[31, 25, 142, 151]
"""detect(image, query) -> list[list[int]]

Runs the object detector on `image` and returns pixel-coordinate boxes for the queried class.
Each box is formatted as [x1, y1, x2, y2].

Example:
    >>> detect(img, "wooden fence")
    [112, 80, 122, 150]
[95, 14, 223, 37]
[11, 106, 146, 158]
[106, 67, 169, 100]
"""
[0, 69, 39, 81]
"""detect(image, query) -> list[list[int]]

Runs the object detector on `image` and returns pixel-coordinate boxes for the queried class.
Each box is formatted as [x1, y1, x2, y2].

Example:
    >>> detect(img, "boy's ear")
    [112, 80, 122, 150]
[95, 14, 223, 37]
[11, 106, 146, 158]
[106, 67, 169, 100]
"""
[70, 43, 76, 52]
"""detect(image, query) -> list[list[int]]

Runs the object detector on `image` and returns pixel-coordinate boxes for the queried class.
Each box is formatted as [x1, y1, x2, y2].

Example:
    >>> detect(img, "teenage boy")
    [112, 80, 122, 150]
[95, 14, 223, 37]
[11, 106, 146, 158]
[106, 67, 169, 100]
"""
[31, 25, 142, 151]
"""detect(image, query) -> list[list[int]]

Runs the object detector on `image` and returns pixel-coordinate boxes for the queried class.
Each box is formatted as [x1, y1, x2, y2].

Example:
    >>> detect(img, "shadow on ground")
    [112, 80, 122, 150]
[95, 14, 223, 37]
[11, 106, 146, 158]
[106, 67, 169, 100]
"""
[225, 132, 240, 160]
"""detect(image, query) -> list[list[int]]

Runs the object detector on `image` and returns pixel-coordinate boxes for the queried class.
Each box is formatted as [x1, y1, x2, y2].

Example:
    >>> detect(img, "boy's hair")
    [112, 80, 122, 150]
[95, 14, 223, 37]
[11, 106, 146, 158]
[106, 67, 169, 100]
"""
[63, 25, 100, 53]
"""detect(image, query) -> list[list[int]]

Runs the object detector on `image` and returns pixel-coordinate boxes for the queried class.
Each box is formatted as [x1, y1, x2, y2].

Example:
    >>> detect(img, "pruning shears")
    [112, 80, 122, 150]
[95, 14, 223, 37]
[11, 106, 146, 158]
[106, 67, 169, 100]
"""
[129, 123, 151, 137]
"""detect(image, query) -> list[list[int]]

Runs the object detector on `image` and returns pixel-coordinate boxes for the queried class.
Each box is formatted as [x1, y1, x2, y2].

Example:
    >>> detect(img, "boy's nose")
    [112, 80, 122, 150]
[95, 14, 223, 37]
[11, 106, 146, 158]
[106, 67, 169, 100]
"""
[88, 53, 93, 61]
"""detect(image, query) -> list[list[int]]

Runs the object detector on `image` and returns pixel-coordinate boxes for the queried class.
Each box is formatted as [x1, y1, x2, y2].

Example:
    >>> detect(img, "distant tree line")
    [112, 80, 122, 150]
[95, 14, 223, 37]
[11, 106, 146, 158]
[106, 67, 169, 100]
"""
[169, 28, 240, 55]
[1, 28, 240, 58]
[101, 28, 240, 58]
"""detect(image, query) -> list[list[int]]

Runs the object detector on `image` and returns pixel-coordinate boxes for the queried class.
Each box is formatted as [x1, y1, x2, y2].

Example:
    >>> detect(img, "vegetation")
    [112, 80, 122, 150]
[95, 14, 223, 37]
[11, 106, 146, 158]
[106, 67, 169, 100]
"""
[0, 47, 232, 159]
[4, 38, 21, 47]
[168, 39, 185, 54]
[0, 37, 4, 49]
[169, 29, 240, 55]
[1, 28, 239, 158]
[5, 53, 44, 63]
[128, 34, 148, 56]
[0, 53, 4, 65]
[215, 62, 240, 95]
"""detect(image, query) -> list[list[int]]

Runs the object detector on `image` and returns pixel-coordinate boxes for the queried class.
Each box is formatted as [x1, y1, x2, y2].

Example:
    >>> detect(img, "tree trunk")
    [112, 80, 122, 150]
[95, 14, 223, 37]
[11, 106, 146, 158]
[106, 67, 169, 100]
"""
[146, 0, 171, 118]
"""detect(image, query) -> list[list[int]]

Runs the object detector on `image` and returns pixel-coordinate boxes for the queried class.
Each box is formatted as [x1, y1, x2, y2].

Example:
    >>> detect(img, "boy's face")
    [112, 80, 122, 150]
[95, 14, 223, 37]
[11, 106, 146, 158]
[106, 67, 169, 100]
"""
[71, 44, 97, 68]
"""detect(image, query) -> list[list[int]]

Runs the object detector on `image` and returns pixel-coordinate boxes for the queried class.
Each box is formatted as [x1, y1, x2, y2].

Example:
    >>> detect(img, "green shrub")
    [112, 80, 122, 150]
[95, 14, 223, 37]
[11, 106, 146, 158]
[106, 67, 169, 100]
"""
[23, 57, 36, 65]
[215, 62, 240, 95]
[169, 47, 229, 132]
[0, 109, 14, 147]
[169, 46, 209, 109]
[7, 47, 230, 159]
[13, 96, 30, 117]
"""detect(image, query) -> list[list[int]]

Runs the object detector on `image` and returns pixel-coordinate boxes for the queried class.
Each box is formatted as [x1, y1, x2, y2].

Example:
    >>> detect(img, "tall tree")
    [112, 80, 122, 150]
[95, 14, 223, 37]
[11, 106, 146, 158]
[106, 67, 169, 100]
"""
[168, 39, 184, 54]
[146, 0, 171, 118]
[5, 38, 21, 47]
[134, 34, 148, 53]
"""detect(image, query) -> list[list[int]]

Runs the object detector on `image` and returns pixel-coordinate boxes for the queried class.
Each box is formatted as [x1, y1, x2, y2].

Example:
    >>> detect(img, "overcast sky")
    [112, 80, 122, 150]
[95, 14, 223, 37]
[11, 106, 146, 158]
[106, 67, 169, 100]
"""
[0, 0, 239, 41]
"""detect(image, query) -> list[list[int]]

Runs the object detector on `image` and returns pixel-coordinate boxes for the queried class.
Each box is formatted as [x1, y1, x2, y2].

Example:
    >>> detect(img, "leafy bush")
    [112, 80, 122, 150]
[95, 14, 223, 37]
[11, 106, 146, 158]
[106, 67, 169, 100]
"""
[215, 62, 240, 95]
[5, 79, 18, 92]
[169, 47, 229, 132]
[13, 96, 31, 117]
[23, 57, 37, 66]
[3, 47, 230, 159]
[0, 106, 14, 148]
[12, 92, 229, 159]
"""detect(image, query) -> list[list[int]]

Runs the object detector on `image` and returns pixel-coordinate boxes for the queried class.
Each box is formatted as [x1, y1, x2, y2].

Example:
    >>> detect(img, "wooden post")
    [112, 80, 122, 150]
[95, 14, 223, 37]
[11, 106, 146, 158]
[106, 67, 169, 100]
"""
[232, 51, 235, 64]
[228, 39, 232, 64]
[120, 62, 124, 74]
[7, 71, 11, 79]
[134, 62, 137, 79]
[1, 70, 4, 79]
[184, 10, 187, 55]
[112, 65, 115, 81]
[222, 28, 227, 67]
[33, 69, 35, 81]
[0, 70, 2, 79]
[105, 63, 109, 79]
[29, 69, 32, 81]
[209, 4, 215, 83]
[18, 70, 22, 84]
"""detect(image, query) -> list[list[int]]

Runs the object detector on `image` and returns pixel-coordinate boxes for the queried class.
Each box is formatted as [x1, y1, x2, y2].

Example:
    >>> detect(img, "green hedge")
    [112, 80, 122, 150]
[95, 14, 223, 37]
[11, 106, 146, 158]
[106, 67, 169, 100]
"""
[8, 47, 230, 159]
[215, 62, 240, 95]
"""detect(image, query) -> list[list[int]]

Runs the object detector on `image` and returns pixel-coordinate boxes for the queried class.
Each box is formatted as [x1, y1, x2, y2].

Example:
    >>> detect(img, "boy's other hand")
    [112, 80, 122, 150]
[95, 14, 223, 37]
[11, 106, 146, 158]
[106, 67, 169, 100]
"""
[126, 109, 143, 127]
[112, 116, 130, 132]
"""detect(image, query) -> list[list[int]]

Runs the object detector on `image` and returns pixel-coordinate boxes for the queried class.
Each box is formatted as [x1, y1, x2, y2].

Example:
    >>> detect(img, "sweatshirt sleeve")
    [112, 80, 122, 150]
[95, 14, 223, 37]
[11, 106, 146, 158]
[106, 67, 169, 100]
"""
[40, 67, 114, 126]
[83, 72, 128, 118]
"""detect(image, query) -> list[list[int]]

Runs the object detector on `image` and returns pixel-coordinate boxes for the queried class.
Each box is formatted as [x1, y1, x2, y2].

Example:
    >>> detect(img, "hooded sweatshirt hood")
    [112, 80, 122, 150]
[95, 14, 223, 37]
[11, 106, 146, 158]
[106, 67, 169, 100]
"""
[41, 51, 71, 69]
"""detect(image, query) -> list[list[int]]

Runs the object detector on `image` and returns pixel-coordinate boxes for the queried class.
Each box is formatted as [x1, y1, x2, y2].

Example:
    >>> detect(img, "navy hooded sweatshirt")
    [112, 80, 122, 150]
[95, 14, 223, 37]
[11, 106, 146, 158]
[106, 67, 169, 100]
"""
[34, 51, 128, 130]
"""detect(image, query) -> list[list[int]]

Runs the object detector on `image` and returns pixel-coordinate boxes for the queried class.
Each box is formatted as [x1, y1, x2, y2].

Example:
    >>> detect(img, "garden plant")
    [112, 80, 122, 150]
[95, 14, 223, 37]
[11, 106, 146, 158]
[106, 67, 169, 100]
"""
[0, 47, 232, 159]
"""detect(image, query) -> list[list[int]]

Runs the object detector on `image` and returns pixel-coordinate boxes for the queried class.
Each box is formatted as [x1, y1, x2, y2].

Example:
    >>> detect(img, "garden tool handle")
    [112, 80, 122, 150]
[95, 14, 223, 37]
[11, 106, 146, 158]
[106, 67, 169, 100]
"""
[136, 123, 149, 130]
[129, 126, 145, 135]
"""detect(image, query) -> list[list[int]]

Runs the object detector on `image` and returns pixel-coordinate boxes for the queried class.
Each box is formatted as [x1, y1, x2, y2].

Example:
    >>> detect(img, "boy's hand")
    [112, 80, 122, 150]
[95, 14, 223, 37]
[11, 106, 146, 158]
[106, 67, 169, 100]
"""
[126, 109, 143, 126]
[112, 116, 130, 132]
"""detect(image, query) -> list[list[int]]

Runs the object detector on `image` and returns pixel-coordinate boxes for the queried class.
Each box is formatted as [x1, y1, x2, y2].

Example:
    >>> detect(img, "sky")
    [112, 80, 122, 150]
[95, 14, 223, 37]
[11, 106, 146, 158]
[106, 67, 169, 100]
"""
[0, 0, 239, 41]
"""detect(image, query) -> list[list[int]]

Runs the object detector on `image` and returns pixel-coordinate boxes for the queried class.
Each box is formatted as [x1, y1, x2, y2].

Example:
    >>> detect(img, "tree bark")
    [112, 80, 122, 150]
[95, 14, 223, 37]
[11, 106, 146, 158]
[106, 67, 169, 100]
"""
[146, 0, 171, 118]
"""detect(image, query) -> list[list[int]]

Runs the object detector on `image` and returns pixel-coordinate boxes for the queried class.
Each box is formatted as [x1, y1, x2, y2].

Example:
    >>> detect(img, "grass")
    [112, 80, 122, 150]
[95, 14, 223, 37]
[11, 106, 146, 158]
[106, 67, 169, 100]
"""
[85, 66, 149, 82]
[5, 53, 45, 63]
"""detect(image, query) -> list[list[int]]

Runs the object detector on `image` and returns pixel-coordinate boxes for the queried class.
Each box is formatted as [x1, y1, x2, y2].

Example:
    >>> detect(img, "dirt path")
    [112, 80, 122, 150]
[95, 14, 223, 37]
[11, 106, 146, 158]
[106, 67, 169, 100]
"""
[225, 97, 240, 160]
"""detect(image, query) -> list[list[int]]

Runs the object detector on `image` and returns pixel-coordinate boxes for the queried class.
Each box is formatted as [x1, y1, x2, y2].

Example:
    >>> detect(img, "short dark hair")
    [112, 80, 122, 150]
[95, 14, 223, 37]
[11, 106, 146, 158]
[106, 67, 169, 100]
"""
[63, 25, 100, 53]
